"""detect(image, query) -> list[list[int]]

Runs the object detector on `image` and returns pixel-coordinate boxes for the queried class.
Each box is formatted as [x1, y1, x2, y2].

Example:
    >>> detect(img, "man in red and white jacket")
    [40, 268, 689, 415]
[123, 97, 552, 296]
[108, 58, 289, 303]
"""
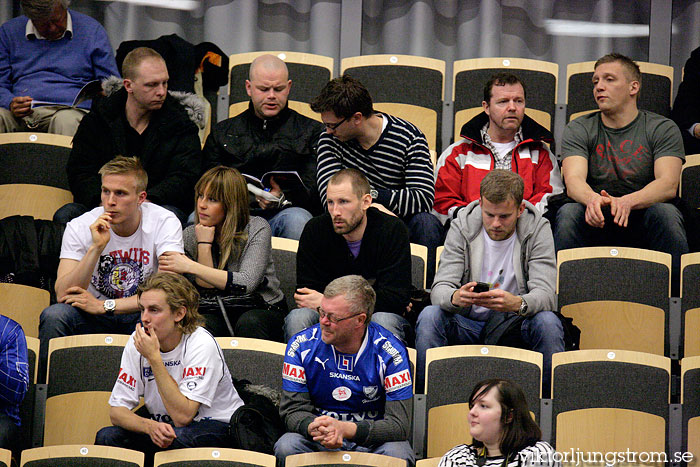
[434, 72, 563, 223]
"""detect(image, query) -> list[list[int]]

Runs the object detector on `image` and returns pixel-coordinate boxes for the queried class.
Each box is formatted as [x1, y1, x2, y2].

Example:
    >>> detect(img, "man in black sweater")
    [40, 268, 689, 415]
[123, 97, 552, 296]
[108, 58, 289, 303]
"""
[283, 168, 413, 344]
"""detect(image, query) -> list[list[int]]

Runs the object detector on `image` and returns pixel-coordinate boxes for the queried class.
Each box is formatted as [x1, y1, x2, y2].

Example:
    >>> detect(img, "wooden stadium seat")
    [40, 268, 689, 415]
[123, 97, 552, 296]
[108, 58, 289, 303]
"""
[341, 54, 445, 152]
[228, 51, 333, 122]
[557, 247, 671, 355]
[20, 445, 143, 467]
[0, 283, 49, 338]
[154, 447, 275, 466]
[216, 337, 286, 392]
[566, 61, 673, 122]
[0, 132, 72, 190]
[0, 184, 73, 221]
[410, 243, 428, 289]
[682, 253, 700, 357]
[416, 459, 440, 467]
[681, 356, 700, 460]
[271, 236, 299, 311]
[286, 451, 406, 467]
[552, 349, 670, 447]
[680, 154, 700, 210]
[44, 334, 130, 446]
[452, 57, 558, 140]
[0, 449, 9, 467]
[435, 246, 444, 276]
[424, 345, 542, 458]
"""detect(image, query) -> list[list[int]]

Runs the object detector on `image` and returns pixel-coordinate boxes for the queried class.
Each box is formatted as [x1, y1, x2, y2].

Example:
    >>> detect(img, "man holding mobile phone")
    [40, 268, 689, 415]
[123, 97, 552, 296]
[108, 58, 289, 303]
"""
[415, 170, 564, 393]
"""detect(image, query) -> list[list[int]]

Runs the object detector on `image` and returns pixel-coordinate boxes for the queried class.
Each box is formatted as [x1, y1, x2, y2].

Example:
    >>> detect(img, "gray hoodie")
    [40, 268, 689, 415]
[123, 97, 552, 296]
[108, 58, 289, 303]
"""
[430, 199, 556, 318]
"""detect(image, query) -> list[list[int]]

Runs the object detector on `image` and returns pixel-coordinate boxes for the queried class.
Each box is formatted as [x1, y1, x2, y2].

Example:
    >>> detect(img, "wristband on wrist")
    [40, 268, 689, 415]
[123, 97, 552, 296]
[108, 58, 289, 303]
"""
[197, 241, 213, 245]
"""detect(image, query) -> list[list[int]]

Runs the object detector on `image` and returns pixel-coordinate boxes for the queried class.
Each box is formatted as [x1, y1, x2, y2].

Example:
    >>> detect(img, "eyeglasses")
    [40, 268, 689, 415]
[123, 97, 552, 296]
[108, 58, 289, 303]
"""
[317, 306, 364, 324]
[323, 116, 348, 130]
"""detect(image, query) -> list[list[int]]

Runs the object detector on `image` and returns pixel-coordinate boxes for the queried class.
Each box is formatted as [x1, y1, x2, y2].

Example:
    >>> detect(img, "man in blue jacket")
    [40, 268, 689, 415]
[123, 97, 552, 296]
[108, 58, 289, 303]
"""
[0, 315, 29, 450]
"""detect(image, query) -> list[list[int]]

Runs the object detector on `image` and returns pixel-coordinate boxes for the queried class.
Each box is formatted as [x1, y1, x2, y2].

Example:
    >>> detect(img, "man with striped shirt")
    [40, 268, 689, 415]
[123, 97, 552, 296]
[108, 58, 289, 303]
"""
[310, 75, 443, 283]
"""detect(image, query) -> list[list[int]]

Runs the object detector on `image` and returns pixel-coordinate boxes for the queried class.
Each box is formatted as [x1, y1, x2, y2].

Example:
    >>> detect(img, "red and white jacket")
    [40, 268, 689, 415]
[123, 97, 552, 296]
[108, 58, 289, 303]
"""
[433, 112, 563, 223]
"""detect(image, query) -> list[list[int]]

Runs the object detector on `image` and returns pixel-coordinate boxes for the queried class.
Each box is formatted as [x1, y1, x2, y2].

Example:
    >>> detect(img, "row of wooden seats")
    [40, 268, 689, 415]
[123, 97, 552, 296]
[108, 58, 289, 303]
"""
[17, 335, 700, 463]
[4, 444, 416, 467]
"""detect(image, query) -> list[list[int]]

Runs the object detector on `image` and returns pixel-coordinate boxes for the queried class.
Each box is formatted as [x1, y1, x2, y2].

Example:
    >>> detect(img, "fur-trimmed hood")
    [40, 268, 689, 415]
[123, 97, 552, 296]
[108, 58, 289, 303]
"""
[101, 75, 206, 129]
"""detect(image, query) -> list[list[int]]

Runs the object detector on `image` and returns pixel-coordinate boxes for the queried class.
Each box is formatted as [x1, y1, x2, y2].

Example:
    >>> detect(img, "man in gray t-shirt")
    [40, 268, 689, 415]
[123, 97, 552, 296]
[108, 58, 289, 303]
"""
[554, 53, 688, 292]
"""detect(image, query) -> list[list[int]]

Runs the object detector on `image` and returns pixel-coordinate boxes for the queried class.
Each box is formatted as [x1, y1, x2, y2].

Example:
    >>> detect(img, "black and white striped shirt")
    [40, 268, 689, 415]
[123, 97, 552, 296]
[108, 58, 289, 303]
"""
[439, 442, 560, 467]
[316, 112, 435, 218]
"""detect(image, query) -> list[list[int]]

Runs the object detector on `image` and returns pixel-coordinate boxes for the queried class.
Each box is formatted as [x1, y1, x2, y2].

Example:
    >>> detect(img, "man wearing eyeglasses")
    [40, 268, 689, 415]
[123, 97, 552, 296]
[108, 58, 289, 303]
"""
[275, 275, 414, 467]
[283, 168, 413, 345]
[311, 74, 443, 284]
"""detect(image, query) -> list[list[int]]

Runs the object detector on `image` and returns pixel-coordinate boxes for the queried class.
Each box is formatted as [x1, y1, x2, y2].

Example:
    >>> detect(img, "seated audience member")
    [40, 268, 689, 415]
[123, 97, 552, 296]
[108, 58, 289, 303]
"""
[0, 315, 29, 451]
[59, 46, 202, 225]
[202, 54, 324, 240]
[158, 166, 287, 341]
[672, 45, 700, 155]
[434, 72, 562, 223]
[283, 168, 412, 344]
[39, 156, 183, 380]
[96, 273, 244, 461]
[416, 170, 563, 393]
[275, 275, 414, 467]
[439, 379, 559, 467]
[554, 53, 688, 292]
[0, 0, 118, 135]
[311, 74, 443, 283]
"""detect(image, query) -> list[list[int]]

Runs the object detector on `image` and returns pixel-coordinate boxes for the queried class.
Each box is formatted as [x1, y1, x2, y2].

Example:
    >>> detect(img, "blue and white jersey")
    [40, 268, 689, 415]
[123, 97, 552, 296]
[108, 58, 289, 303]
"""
[282, 322, 413, 422]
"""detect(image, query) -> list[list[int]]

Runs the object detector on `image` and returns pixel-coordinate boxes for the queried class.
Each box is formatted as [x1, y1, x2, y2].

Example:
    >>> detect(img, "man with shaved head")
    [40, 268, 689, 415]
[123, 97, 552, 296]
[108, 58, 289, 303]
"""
[203, 54, 325, 240]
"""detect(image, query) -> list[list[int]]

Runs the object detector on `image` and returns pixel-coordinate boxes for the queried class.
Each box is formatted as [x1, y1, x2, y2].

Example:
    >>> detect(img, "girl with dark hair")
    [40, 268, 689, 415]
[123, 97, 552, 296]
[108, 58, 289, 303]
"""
[439, 379, 558, 467]
[158, 166, 286, 340]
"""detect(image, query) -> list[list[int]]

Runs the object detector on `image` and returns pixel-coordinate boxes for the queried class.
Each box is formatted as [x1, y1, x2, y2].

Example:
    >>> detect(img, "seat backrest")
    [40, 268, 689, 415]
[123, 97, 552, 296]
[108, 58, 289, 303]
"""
[682, 253, 700, 357]
[0, 449, 9, 467]
[680, 154, 700, 210]
[425, 345, 541, 456]
[342, 54, 445, 152]
[228, 51, 333, 116]
[416, 459, 441, 467]
[154, 447, 275, 467]
[452, 58, 558, 139]
[0, 133, 72, 190]
[681, 356, 700, 458]
[435, 246, 444, 276]
[0, 184, 73, 221]
[44, 335, 129, 446]
[20, 445, 144, 467]
[20, 337, 39, 453]
[216, 337, 286, 392]
[286, 451, 406, 467]
[566, 61, 673, 121]
[557, 247, 671, 355]
[555, 407, 665, 455]
[271, 236, 299, 311]
[410, 243, 428, 289]
[551, 349, 670, 441]
[0, 283, 49, 338]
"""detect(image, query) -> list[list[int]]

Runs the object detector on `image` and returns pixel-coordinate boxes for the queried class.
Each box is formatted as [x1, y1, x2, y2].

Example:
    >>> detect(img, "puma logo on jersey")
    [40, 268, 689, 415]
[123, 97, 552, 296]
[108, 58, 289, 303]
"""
[315, 357, 329, 370]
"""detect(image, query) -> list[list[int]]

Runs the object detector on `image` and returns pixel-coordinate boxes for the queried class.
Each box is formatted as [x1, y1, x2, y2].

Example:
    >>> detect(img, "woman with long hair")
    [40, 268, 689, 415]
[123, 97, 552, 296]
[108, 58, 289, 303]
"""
[439, 379, 558, 467]
[159, 166, 286, 340]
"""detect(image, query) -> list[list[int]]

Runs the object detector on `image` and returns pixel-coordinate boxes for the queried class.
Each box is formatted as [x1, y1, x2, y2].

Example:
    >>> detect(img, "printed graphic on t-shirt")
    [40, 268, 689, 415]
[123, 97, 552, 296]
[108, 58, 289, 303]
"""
[93, 248, 150, 298]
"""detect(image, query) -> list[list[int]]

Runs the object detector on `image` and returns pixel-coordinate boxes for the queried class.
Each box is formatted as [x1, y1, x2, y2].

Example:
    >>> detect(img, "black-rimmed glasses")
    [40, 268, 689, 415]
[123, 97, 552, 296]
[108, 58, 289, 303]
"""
[317, 306, 364, 324]
[323, 116, 348, 130]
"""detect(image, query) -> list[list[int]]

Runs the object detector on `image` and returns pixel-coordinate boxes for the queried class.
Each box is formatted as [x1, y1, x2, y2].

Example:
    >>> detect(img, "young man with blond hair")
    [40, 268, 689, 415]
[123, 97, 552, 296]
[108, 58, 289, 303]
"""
[38, 156, 183, 379]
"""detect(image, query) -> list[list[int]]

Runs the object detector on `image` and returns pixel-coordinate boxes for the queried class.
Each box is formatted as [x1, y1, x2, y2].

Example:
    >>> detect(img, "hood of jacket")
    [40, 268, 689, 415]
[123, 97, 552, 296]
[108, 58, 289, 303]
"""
[101, 75, 206, 129]
[459, 111, 553, 146]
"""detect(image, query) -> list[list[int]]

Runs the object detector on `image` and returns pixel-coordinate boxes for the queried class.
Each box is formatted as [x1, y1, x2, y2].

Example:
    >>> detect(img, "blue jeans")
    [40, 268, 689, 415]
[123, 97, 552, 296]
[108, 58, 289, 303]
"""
[415, 305, 564, 395]
[283, 308, 413, 345]
[38, 302, 140, 383]
[404, 212, 445, 287]
[274, 432, 414, 467]
[266, 207, 313, 240]
[554, 202, 688, 294]
[96, 420, 229, 467]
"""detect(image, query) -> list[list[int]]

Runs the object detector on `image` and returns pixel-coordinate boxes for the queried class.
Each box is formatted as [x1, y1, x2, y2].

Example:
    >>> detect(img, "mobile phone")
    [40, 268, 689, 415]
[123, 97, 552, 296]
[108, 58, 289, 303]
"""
[473, 282, 491, 293]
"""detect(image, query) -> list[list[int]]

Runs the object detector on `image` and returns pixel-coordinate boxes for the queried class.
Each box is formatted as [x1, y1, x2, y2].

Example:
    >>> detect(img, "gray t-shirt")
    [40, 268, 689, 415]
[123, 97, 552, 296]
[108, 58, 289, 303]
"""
[561, 110, 685, 196]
